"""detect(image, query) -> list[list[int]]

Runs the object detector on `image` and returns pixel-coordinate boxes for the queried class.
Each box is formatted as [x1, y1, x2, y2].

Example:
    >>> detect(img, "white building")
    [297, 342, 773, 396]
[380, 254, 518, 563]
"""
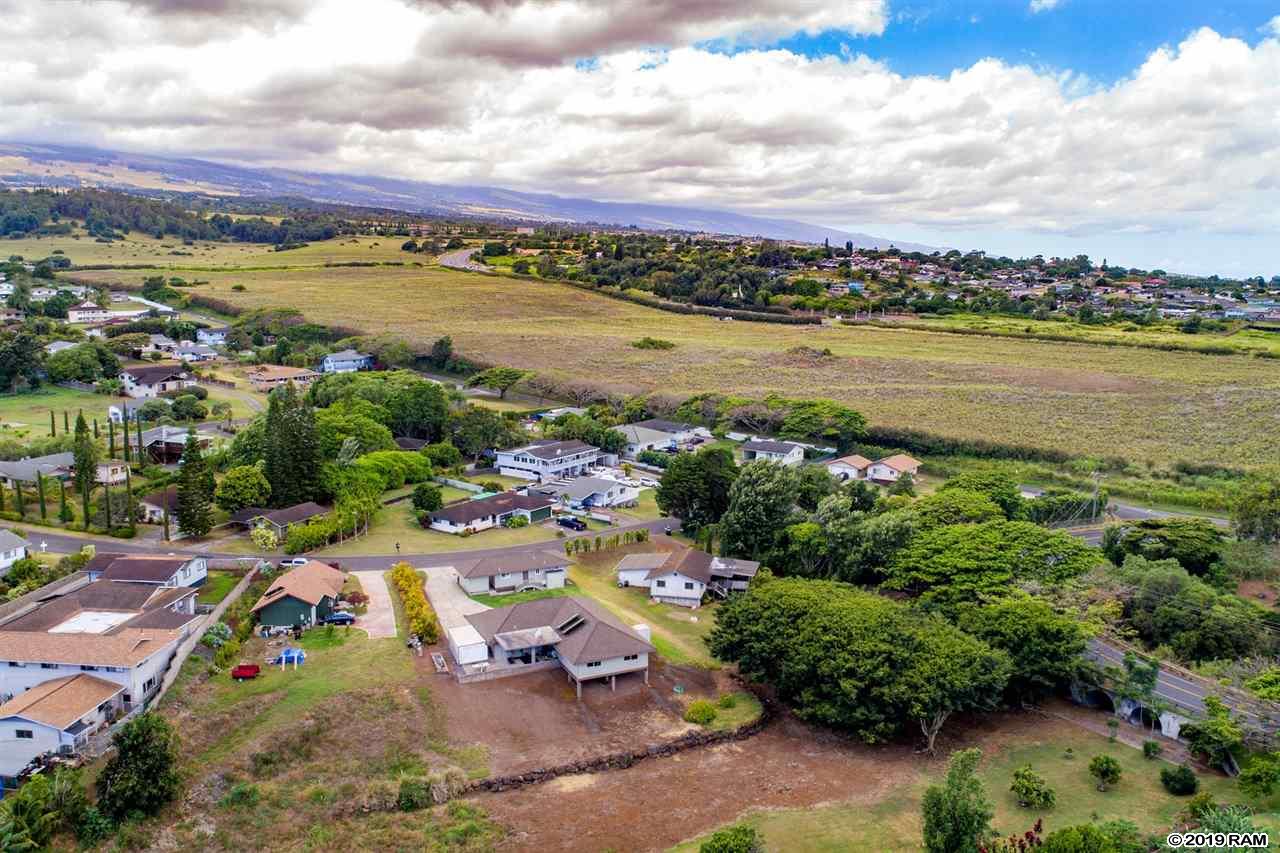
[825, 454, 873, 481]
[740, 439, 805, 467]
[426, 492, 555, 534]
[0, 531, 31, 576]
[615, 548, 760, 609]
[866, 454, 923, 483]
[84, 553, 208, 588]
[531, 476, 640, 510]
[611, 418, 697, 458]
[119, 363, 194, 399]
[0, 674, 125, 779]
[196, 327, 230, 346]
[67, 301, 110, 324]
[317, 349, 374, 373]
[495, 439, 601, 482]
[454, 551, 570, 595]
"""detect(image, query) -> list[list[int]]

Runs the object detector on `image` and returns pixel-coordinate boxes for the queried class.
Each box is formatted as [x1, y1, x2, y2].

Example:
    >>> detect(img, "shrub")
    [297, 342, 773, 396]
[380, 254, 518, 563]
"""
[1088, 754, 1122, 792]
[213, 638, 242, 669]
[220, 782, 260, 809]
[632, 337, 676, 350]
[76, 806, 114, 846]
[398, 777, 431, 811]
[700, 824, 763, 853]
[390, 561, 439, 642]
[1161, 764, 1199, 796]
[201, 621, 232, 649]
[1143, 740, 1163, 760]
[96, 712, 180, 820]
[411, 482, 443, 512]
[1010, 765, 1056, 809]
[684, 699, 718, 726]
[717, 693, 738, 709]
[505, 515, 528, 528]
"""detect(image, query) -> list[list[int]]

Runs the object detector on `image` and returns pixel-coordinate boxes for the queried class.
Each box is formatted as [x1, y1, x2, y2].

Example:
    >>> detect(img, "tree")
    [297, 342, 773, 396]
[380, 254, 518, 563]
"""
[939, 471, 1025, 518]
[1101, 518, 1225, 576]
[71, 413, 97, 528]
[263, 382, 320, 507]
[35, 473, 46, 521]
[467, 366, 530, 399]
[1010, 765, 1056, 809]
[429, 335, 453, 369]
[957, 595, 1087, 705]
[422, 441, 463, 471]
[910, 489, 1004, 532]
[214, 465, 271, 513]
[96, 712, 180, 820]
[655, 447, 737, 533]
[887, 471, 917, 497]
[921, 748, 994, 853]
[447, 405, 512, 460]
[1088, 755, 1121, 792]
[250, 525, 279, 551]
[385, 381, 449, 440]
[903, 618, 1011, 754]
[1180, 696, 1244, 771]
[1233, 478, 1280, 543]
[718, 461, 798, 561]
[0, 331, 42, 392]
[883, 520, 1099, 604]
[175, 429, 213, 538]
[411, 482, 443, 512]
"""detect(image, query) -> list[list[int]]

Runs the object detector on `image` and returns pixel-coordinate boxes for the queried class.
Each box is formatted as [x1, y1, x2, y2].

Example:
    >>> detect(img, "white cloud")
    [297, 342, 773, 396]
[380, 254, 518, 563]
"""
[0, 0, 1278, 257]
[1029, 0, 1061, 13]
[1262, 15, 1280, 37]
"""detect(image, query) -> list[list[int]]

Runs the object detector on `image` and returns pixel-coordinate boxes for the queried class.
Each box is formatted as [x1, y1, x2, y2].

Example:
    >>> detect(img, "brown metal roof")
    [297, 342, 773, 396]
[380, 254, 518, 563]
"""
[0, 674, 124, 729]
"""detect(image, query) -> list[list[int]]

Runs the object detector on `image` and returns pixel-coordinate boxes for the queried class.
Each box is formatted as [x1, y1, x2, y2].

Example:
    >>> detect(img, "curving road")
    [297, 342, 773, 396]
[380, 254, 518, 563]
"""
[437, 248, 493, 273]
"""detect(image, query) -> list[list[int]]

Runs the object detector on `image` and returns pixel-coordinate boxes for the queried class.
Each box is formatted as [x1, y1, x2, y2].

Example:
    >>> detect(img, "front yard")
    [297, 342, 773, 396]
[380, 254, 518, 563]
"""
[317, 503, 562, 556]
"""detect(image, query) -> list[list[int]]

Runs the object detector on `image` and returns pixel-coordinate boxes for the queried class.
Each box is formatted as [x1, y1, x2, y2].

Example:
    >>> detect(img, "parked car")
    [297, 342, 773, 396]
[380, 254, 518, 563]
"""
[278, 557, 308, 568]
[556, 516, 587, 531]
[322, 612, 356, 625]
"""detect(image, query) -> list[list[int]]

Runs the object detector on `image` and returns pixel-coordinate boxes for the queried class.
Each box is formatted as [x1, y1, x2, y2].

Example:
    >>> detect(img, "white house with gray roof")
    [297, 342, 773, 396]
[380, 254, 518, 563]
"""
[0, 531, 31, 576]
[453, 551, 570, 595]
[616, 548, 760, 608]
[318, 349, 374, 373]
[495, 439, 601, 482]
[740, 439, 805, 467]
[531, 476, 639, 509]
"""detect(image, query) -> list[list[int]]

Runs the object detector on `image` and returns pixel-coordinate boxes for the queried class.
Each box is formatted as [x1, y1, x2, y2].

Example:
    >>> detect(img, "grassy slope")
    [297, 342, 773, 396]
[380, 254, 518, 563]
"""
[66, 253, 1280, 467]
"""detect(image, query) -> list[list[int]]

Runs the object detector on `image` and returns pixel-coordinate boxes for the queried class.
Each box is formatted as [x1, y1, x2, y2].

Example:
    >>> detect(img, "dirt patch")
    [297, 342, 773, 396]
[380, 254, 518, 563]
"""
[1238, 580, 1277, 610]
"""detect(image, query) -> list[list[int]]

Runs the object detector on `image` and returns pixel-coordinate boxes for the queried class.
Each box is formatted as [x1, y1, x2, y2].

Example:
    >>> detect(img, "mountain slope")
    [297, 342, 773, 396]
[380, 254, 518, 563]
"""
[0, 141, 940, 251]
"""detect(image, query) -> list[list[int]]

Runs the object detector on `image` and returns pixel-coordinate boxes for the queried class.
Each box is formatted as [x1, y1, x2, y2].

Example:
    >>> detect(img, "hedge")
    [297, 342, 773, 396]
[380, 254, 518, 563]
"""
[389, 561, 439, 643]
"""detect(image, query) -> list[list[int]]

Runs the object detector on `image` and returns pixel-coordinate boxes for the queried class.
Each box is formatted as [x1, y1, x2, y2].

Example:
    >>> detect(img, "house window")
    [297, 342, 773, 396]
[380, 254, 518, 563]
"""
[7, 662, 23, 668]
[80, 665, 98, 671]
[623, 654, 638, 661]
[15, 730, 33, 740]
[40, 663, 58, 669]
[684, 582, 695, 590]
[655, 580, 666, 588]
[586, 661, 602, 668]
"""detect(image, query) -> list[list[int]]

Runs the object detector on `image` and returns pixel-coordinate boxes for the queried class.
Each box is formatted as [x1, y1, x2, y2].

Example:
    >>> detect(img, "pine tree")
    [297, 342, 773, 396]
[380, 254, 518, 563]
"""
[63, 411, 69, 433]
[175, 429, 212, 538]
[93, 418, 99, 439]
[108, 419, 116, 457]
[124, 466, 134, 527]
[264, 382, 319, 507]
[36, 472, 47, 520]
[58, 479, 70, 524]
[121, 415, 130, 463]
[14, 482, 25, 517]
[72, 413, 97, 529]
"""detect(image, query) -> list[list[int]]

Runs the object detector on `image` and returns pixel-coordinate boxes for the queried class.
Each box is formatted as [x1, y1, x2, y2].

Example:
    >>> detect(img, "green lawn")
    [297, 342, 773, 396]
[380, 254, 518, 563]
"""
[197, 570, 239, 605]
[671, 725, 1280, 851]
[0, 386, 111, 439]
[615, 488, 662, 521]
[704, 692, 764, 732]
[317, 504, 561, 556]
[462, 473, 530, 490]
[469, 585, 576, 608]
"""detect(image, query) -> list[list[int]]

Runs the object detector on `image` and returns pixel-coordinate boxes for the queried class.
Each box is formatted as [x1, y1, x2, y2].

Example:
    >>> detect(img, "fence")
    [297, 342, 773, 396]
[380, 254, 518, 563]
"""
[435, 476, 484, 493]
[57, 380, 97, 393]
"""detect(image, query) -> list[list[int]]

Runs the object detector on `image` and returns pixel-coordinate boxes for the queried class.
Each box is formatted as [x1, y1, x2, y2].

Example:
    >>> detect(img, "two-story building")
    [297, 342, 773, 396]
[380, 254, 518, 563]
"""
[195, 326, 230, 346]
[67, 301, 110, 324]
[84, 553, 208, 588]
[119, 363, 195, 399]
[615, 547, 759, 609]
[495, 440, 601, 482]
[317, 349, 374, 374]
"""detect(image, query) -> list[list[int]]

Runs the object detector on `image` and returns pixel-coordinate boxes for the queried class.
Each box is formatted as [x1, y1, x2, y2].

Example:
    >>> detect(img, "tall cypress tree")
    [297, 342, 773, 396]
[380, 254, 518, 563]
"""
[63, 411, 69, 433]
[108, 419, 116, 458]
[58, 479, 69, 523]
[175, 429, 212, 538]
[93, 418, 99, 439]
[124, 467, 134, 529]
[36, 472, 47, 520]
[121, 415, 131, 464]
[72, 412, 97, 529]
[14, 482, 25, 517]
[49, 411, 56, 436]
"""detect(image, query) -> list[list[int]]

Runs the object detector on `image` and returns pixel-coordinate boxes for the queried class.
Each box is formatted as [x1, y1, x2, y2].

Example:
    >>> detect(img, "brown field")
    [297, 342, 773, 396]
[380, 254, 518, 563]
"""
[57, 240, 1280, 467]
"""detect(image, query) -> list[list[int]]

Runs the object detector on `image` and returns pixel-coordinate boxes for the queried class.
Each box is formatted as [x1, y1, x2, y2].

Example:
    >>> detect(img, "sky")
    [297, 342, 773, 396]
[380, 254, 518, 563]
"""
[0, 0, 1277, 276]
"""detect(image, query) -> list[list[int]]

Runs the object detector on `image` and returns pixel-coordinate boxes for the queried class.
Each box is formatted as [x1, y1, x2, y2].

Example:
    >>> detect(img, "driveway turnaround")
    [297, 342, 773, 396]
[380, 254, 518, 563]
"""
[422, 564, 489, 631]
[350, 570, 397, 638]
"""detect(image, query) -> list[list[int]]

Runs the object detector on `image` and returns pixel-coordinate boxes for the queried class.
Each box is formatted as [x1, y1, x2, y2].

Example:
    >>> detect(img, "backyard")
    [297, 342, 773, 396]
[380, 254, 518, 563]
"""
[196, 570, 240, 606]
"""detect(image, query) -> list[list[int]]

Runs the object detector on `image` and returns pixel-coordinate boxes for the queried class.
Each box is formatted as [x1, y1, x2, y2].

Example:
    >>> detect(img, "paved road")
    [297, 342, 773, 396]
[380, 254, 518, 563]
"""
[438, 248, 493, 273]
[349, 570, 397, 638]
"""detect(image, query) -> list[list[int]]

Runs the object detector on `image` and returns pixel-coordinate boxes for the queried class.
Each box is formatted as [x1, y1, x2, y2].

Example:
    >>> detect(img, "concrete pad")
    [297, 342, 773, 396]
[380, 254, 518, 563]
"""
[422, 564, 489, 631]
[349, 570, 397, 638]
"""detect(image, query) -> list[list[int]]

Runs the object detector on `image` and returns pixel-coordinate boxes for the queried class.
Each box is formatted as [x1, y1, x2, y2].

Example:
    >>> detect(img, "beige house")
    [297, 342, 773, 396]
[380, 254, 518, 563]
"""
[247, 364, 320, 393]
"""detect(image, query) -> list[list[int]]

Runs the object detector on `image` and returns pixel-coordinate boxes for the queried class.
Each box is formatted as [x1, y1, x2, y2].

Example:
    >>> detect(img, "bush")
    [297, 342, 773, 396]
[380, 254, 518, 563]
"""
[1161, 764, 1199, 796]
[96, 712, 180, 820]
[717, 693, 738, 709]
[632, 337, 676, 350]
[411, 482, 443, 512]
[213, 638, 242, 669]
[390, 561, 439, 642]
[398, 777, 431, 811]
[1143, 740, 1163, 760]
[1088, 754, 1122, 792]
[505, 515, 528, 528]
[76, 806, 114, 846]
[684, 699, 718, 726]
[700, 824, 763, 853]
[220, 782, 260, 809]
[1010, 765, 1056, 809]
[201, 621, 232, 649]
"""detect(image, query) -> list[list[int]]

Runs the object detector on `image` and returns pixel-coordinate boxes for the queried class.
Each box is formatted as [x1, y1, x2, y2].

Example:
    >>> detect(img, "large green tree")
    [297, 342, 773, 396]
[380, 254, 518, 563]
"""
[654, 446, 737, 532]
[384, 380, 449, 440]
[909, 489, 1004, 532]
[213, 464, 271, 513]
[447, 405, 515, 460]
[718, 461, 798, 561]
[175, 429, 213, 538]
[1233, 477, 1280, 543]
[466, 366, 530, 399]
[938, 471, 1025, 518]
[96, 712, 180, 820]
[957, 594, 1088, 704]
[71, 412, 97, 527]
[1101, 517, 1225, 576]
[263, 382, 320, 507]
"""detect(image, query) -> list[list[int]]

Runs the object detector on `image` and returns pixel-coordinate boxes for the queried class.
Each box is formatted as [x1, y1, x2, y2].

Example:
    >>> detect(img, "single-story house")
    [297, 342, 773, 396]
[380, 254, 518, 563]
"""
[615, 548, 760, 608]
[0, 674, 126, 779]
[230, 502, 330, 538]
[195, 326, 230, 346]
[138, 485, 176, 524]
[137, 425, 213, 464]
[108, 399, 156, 424]
[0, 454, 126, 489]
[246, 364, 320, 393]
[142, 334, 178, 354]
[174, 344, 218, 363]
[119, 363, 194, 399]
[318, 349, 374, 374]
[454, 551, 570, 595]
[740, 439, 805, 467]
[531, 476, 639, 510]
[495, 439, 602, 482]
[462, 596, 654, 698]
[43, 340, 77, 356]
[867, 454, 923, 484]
[611, 418, 697, 458]
[250, 560, 345, 628]
[85, 553, 208, 588]
[0, 530, 32, 576]
[427, 492, 555, 534]
[825, 454, 872, 481]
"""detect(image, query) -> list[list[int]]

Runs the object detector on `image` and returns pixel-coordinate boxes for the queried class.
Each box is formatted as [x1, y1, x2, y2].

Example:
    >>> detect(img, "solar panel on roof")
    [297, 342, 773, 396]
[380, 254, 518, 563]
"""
[556, 612, 586, 634]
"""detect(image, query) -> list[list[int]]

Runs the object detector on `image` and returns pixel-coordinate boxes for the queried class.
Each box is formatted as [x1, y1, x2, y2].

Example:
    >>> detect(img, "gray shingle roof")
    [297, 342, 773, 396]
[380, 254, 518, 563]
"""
[466, 596, 652, 665]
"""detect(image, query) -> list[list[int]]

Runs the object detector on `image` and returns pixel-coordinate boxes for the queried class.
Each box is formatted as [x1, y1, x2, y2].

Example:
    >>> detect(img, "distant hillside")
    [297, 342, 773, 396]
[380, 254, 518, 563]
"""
[0, 141, 941, 252]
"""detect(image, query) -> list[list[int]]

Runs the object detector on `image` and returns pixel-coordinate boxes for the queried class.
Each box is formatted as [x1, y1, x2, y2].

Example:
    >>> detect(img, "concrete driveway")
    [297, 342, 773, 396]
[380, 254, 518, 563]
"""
[422, 564, 489, 631]
[350, 570, 397, 638]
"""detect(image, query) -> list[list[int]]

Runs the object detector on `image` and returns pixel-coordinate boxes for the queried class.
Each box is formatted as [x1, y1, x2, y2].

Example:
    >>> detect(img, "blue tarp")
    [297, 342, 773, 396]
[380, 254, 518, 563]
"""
[270, 647, 306, 665]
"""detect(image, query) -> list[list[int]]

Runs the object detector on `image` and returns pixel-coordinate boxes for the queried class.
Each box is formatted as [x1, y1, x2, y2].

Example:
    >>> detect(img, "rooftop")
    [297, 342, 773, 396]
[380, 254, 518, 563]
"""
[251, 561, 345, 612]
[466, 596, 652, 666]
[455, 550, 570, 579]
[121, 363, 188, 385]
[510, 439, 598, 461]
[741, 439, 801, 454]
[429, 491, 554, 526]
[0, 674, 124, 730]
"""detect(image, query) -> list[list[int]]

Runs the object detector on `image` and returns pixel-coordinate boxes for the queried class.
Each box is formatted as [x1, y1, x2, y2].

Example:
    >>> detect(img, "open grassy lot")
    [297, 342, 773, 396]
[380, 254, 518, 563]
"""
[68, 258, 1280, 467]
[316, 503, 561, 556]
[197, 570, 240, 605]
[671, 722, 1280, 852]
[0, 385, 111, 439]
[469, 585, 575, 608]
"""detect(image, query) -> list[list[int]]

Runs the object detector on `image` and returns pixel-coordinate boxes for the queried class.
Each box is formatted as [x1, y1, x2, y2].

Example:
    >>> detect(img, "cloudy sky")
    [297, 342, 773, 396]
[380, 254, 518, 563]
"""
[1, 0, 1277, 275]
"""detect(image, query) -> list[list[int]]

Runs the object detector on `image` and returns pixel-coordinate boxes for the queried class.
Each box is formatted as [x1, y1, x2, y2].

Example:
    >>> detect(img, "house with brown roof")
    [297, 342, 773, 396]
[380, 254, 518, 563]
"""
[119, 362, 194, 399]
[426, 492, 555, 535]
[246, 364, 320, 393]
[85, 552, 208, 588]
[139, 485, 177, 524]
[250, 560, 345, 628]
[825, 454, 873, 481]
[867, 454, 923, 484]
[230, 502, 330, 538]
[454, 551, 570, 595]
[0, 673, 125, 778]
[460, 596, 653, 697]
[615, 548, 760, 608]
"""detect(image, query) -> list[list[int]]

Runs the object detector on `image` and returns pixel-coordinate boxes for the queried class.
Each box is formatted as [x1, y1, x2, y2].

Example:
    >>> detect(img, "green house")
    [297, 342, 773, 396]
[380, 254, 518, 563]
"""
[251, 561, 346, 628]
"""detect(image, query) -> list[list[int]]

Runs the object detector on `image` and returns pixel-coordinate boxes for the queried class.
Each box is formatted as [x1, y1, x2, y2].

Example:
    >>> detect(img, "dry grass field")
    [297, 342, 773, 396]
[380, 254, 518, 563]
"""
[55, 237, 1280, 467]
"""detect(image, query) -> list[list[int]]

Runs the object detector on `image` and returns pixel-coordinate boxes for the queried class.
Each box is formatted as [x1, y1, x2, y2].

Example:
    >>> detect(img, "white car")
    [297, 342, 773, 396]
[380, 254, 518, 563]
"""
[278, 557, 308, 568]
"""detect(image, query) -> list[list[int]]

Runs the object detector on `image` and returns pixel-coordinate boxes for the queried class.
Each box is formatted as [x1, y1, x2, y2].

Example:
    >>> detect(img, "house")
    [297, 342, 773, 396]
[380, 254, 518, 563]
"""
[867, 454, 923, 484]
[174, 344, 218, 363]
[195, 326, 230, 346]
[137, 425, 214, 464]
[740, 439, 805, 467]
[453, 551, 570, 595]
[825, 454, 872, 481]
[426, 492, 555, 534]
[119, 363, 194, 399]
[138, 485, 176, 524]
[461, 596, 653, 698]
[246, 364, 319, 393]
[250, 561, 345, 628]
[84, 553, 208, 588]
[43, 340, 77, 356]
[108, 399, 156, 424]
[394, 436, 429, 451]
[95, 460, 128, 486]
[615, 548, 759, 609]
[317, 349, 374, 374]
[0, 308, 25, 323]
[142, 334, 178, 354]
[611, 419, 696, 458]
[531, 476, 639, 510]
[67, 301, 110, 324]
[229, 502, 330, 538]
[0, 453, 74, 489]
[0, 674, 126, 779]
[0, 576, 201, 711]
[0, 530, 31, 576]
[495, 439, 602, 482]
